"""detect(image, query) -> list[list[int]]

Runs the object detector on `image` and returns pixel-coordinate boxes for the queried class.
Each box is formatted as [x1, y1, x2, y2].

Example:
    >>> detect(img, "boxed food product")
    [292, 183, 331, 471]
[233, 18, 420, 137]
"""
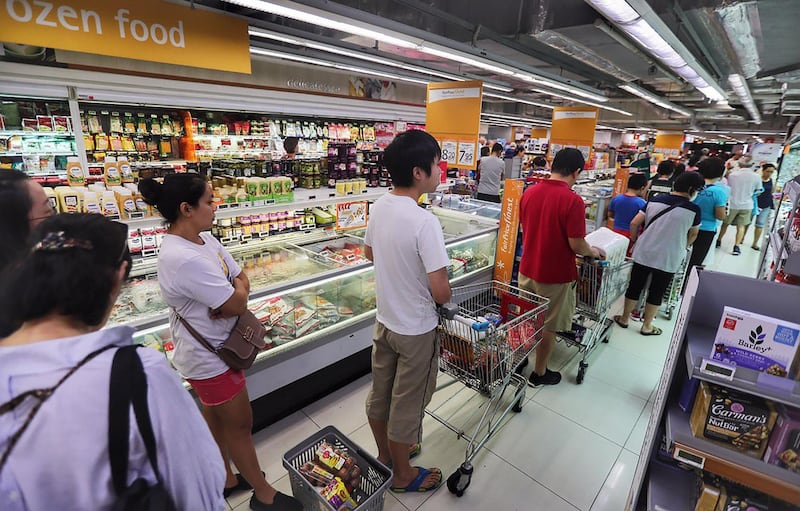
[689, 382, 777, 458]
[710, 306, 800, 378]
[694, 480, 724, 511]
[764, 405, 800, 473]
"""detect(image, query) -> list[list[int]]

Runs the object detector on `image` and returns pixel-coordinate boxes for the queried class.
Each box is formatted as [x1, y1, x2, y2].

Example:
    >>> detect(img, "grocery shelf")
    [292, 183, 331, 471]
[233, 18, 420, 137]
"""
[0, 130, 75, 137]
[665, 402, 800, 506]
[0, 151, 77, 156]
[684, 323, 800, 408]
[646, 458, 695, 511]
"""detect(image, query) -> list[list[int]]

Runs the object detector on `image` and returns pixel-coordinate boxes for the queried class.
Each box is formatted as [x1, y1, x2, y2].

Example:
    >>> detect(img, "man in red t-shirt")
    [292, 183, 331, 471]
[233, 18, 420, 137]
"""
[519, 148, 600, 386]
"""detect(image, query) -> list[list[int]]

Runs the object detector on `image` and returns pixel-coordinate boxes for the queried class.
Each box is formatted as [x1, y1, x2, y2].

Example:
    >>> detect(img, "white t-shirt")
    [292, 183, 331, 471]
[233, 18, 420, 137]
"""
[364, 193, 450, 335]
[477, 155, 504, 196]
[727, 169, 763, 210]
[158, 232, 241, 380]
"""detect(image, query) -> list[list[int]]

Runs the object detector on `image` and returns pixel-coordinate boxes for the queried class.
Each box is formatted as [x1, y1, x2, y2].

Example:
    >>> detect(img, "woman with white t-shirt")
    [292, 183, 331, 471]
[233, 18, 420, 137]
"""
[141, 174, 301, 511]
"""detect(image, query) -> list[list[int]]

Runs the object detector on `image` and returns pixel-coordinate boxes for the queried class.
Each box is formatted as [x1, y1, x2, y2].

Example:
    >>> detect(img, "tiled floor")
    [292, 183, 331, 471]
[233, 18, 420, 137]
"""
[228, 228, 763, 511]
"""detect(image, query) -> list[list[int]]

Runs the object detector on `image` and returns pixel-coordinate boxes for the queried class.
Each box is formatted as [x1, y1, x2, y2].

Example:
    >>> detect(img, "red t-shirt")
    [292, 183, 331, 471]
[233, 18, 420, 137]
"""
[519, 179, 586, 283]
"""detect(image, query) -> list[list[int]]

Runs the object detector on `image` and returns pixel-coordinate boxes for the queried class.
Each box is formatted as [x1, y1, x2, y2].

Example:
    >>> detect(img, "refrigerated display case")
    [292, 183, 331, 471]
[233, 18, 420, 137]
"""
[428, 193, 503, 221]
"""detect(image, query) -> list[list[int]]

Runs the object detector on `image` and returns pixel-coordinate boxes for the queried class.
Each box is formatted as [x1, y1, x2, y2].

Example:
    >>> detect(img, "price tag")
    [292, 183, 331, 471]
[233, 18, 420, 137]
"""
[441, 140, 457, 165]
[700, 358, 736, 381]
[458, 141, 475, 166]
[673, 446, 706, 470]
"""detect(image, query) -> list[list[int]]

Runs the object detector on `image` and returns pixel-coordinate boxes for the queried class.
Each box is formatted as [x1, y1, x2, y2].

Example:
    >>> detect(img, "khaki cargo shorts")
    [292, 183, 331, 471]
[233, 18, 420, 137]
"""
[724, 208, 753, 226]
[366, 322, 439, 445]
[519, 274, 576, 332]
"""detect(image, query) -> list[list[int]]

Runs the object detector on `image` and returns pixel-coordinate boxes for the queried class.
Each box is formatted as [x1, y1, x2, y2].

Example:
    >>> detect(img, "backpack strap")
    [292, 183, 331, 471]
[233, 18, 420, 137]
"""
[108, 345, 164, 495]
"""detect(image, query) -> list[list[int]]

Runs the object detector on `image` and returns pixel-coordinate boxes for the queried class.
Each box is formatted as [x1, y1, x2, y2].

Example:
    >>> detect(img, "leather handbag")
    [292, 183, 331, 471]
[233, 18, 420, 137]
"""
[175, 310, 267, 371]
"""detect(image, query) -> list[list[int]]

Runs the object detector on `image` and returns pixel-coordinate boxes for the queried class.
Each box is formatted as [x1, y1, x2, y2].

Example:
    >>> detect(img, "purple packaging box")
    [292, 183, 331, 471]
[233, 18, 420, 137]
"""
[764, 404, 800, 472]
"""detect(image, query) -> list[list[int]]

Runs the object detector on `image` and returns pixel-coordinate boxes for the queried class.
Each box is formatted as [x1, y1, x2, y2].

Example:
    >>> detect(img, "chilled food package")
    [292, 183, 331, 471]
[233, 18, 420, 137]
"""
[585, 227, 628, 264]
[764, 405, 800, 473]
[710, 306, 800, 378]
[689, 382, 777, 458]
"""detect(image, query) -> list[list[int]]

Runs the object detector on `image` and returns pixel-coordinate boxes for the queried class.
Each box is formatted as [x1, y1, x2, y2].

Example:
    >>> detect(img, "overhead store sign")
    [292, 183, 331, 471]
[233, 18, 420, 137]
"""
[1, 0, 251, 74]
[654, 131, 685, 158]
[426, 80, 482, 170]
[548, 106, 598, 165]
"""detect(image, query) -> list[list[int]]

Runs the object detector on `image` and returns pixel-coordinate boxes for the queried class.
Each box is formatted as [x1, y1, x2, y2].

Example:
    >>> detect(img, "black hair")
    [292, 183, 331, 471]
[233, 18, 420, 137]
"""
[532, 156, 547, 168]
[383, 130, 441, 188]
[283, 137, 299, 154]
[480, 146, 490, 157]
[673, 171, 705, 194]
[696, 157, 725, 180]
[491, 142, 503, 154]
[140, 173, 208, 224]
[656, 160, 676, 176]
[673, 163, 686, 176]
[627, 173, 648, 190]
[762, 163, 777, 172]
[551, 148, 585, 177]
[515, 146, 525, 156]
[0, 170, 33, 274]
[0, 214, 131, 330]
[688, 154, 701, 167]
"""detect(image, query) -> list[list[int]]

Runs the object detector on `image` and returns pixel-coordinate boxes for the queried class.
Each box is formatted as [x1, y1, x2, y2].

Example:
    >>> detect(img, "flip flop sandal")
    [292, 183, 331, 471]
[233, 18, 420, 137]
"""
[223, 471, 265, 498]
[391, 466, 443, 493]
[640, 326, 663, 336]
[613, 315, 629, 329]
[383, 443, 422, 468]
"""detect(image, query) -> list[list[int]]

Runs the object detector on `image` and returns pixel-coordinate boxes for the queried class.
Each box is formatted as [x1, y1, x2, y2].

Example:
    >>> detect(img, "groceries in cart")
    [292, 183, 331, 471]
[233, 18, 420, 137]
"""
[298, 441, 362, 510]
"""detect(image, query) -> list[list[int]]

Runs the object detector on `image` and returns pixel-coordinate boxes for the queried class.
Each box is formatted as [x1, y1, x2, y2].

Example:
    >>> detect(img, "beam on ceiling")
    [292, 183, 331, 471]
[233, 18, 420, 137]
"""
[671, 1, 725, 81]
[757, 63, 800, 79]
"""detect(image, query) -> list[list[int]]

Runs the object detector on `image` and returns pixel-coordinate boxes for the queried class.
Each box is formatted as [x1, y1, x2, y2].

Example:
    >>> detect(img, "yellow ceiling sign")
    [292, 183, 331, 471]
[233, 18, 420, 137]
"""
[1, 0, 251, 74]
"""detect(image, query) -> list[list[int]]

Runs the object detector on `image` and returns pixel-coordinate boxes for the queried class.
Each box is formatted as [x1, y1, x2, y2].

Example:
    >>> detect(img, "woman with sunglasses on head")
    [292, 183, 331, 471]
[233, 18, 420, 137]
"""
[0, 213, 226, 510]
[140, 174, 301, 511]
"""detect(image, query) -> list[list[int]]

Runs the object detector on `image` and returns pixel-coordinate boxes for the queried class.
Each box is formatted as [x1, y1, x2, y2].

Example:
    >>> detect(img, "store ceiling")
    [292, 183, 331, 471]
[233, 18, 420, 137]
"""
[203, 0, 798, 140]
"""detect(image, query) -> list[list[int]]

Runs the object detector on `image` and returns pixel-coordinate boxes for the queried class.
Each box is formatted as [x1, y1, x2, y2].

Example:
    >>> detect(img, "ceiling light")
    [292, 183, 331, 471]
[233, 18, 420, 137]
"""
[483, 92, 554, 110]
[619, 83, 692, 117]
[586, 0, 639, 23]
[481, 113, 552, 126]
[728, 74, 762, 124]
[526, 87, 632, 115]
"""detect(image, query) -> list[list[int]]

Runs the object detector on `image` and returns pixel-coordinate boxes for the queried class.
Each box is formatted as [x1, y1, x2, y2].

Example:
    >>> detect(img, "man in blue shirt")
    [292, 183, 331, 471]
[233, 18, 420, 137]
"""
[688, 158, 729, 276]
[608, 173, 648, 237]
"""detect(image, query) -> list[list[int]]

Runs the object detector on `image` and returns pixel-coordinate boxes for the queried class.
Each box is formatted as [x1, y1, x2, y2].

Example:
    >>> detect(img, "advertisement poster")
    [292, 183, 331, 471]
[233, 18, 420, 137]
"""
[336, 201, 368, 231]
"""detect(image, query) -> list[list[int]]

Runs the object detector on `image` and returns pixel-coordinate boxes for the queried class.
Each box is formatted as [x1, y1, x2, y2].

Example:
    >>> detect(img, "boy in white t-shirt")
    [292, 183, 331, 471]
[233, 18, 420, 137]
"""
[364, 130, 451, 494]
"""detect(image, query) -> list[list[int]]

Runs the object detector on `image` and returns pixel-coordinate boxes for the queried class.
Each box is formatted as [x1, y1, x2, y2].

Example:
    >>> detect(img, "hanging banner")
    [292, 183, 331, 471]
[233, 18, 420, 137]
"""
[0, 0, 251, 74]
[426, 80, 482, 170]
[750, 143, 783, 166]
[548, 106, 598, 166]
[653, 131, 685, 159]
[494, 179, 524, 284]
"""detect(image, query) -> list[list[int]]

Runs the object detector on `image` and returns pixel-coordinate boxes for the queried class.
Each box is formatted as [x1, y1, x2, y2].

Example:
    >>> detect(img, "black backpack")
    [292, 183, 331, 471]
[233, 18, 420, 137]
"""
[109, 346, 177, 511]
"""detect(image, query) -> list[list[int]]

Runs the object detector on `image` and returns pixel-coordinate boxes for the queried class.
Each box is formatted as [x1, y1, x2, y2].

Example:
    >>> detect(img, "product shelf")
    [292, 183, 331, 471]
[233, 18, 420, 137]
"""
[684, 323, 800, 408]
[646, 458, 695, 511]
[0, 131, 75, 137]
[665, 402, 800, 506]
[0, 151, 77, 156]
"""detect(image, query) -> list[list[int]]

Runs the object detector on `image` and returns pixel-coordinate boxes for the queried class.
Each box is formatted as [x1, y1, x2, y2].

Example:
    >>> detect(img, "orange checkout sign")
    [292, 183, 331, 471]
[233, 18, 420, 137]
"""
[426, 80, 483, 170]
[547, 106, 598, 165]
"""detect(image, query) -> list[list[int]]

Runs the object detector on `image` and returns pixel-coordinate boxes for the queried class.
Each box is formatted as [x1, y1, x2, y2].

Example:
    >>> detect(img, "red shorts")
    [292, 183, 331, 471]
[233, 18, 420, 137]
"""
[187, 369, 246, 406]
[612, 228, 635, 257]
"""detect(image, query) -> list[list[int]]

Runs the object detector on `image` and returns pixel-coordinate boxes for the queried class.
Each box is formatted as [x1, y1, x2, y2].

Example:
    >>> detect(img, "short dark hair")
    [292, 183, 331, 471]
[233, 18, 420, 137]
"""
[383, 130, 441, 188]
[283, 136, 299, 154]
[491, 142, 503, 154]
[0, 170, 33, 273]
[140, 173, 208, 224]
[551, 148, 585, 176]
[0, 214, 131, 330]
[673, 171, 705, 194]
[696, 157, 725, 180]
[480, 146, 490, 157]
[762, 163, 776, 172]
[627, 173, 648, 190]
[656, 160, 676, 176]
[532, 156, 547, 168]
[515, 146, 525, 156]
[674, 163, 686, 175]
[688, 154, 701, 167]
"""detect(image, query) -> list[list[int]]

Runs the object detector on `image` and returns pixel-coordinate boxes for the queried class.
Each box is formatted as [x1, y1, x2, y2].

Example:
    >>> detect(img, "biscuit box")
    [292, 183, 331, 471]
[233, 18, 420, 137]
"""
[764, 405, 800, 473]
[689, 382, 778, 458]
[710, 306, 800, 379]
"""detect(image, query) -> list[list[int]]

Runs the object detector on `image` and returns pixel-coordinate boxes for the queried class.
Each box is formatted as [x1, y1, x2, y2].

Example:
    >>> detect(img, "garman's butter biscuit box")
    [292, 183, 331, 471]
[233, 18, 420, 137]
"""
[711, 306, 800, 379]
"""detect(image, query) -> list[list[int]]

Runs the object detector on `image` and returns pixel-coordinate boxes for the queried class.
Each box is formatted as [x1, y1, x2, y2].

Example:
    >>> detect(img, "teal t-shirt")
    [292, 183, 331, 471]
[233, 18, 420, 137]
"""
[692, 182, 730, 231]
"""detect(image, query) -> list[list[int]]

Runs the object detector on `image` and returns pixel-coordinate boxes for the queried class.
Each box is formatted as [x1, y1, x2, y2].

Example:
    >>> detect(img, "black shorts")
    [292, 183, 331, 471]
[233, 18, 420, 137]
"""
[624, 262, 674, 307]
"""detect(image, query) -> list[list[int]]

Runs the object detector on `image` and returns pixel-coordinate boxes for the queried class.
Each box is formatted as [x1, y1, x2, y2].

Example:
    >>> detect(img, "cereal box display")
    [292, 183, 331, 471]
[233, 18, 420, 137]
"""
[710, 306, 800, 378]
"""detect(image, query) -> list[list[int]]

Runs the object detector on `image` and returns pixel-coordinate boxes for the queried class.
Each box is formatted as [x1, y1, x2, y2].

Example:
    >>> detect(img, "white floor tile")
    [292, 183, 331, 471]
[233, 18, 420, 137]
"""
[624, 401, 654, 455]
[589, 449, 639, 511]
[302, 374, 372, 435]
[588, 345, 664, 401]
[532, 375, 647, 446]
[486, 401, 622, 511]
[231, 475, 294, 511]
[427, 372, 470, 412]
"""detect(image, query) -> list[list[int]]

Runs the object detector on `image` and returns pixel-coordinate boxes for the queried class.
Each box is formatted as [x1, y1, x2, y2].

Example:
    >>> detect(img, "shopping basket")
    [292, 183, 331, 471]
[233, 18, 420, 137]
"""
[428, 280, 548, 497]
[283, 425, 392, 511]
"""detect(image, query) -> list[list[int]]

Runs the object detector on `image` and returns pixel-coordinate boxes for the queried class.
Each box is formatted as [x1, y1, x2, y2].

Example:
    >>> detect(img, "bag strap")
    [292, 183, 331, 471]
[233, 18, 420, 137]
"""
[173, 309, 218, 355]
[0, 344, 116, 473]
[643, 199, 687, 230]
[109, 345, 165, 495]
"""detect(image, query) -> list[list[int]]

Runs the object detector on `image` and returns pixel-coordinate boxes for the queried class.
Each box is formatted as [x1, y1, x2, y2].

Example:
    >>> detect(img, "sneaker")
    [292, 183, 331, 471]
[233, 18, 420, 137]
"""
[528, 368, 561, 387]
[732, 246, 741, 256]
[715, 239, 722, 248]
[514, 357, 529, 374]
[250, 492, 303, 511]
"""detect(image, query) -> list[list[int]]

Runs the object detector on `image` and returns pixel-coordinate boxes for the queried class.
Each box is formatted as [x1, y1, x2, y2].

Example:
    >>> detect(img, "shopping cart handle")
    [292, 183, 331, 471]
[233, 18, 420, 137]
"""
[438, 303, 458, 320]
[454, 314, 492, 332]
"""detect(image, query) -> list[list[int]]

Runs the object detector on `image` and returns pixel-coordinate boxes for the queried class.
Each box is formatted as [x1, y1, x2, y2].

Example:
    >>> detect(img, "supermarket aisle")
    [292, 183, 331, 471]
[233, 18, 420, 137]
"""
[229, 228, 761, 511]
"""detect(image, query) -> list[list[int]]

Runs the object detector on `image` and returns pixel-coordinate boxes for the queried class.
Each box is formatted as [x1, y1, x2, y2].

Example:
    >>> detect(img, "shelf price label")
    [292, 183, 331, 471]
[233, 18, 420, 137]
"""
[336, 201, 368, 231]
[441, 140, 457, 165]
[673, 446, 706, 470]
[458, 141, 476, 166]
[699, 358, 736, 381]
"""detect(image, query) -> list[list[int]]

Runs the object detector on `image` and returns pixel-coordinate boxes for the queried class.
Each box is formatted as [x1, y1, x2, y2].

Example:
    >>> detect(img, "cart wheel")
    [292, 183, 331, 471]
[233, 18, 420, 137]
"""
[665, 308, 673, 320]
[512, 393, 525, 413]
[447, 463, 473, 497]
[577, 363, 587, 384]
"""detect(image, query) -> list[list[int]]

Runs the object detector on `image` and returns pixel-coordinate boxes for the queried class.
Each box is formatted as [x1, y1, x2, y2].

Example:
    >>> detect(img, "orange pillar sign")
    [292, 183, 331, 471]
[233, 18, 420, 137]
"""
[426, 81, 483, 170]
[547, 106, 599, 166]
[653, 131, 685, 159]
[494, 179, 524, 284]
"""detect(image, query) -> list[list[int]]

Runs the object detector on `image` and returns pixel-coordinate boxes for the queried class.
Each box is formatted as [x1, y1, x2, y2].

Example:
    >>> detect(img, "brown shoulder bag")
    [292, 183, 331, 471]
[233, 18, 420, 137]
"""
[175, 309, 267, 371]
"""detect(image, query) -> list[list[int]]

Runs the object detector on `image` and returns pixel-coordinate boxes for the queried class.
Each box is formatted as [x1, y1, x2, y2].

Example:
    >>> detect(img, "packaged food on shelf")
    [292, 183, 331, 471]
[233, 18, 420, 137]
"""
[694, 479, 724, 511]
[711, 306, 800, 378]
[689, 382, 778, 458]
[764, 405, 800, 473]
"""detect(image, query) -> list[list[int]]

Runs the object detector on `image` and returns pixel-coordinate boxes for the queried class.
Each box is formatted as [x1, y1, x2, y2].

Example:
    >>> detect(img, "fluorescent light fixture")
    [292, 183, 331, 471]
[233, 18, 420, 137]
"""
[525, 87, 632, 115]
[619, 83, 692, 117]
[597, 124, 625, 131]
[421, 47, 515, 76]
[586, 0, 639, 23]
[250, 47, 335, 67]
[728, 74, 762, 124]
[481, 112, 552, 126]
[484, 92, 554, 110]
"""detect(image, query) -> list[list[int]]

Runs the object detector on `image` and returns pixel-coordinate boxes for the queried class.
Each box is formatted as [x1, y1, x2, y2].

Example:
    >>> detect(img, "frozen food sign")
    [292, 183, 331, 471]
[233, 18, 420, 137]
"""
[1, 0, 251, 73]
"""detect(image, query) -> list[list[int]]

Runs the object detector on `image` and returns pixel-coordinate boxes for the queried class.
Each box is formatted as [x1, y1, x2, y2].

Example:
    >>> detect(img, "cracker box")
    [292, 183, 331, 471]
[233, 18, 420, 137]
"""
[764, 405, 800, 473]
[710, 306, 800, 379]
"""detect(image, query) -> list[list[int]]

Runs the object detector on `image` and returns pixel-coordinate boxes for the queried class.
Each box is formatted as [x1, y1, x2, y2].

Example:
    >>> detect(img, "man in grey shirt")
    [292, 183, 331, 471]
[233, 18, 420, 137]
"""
[476, 142, 505, 203]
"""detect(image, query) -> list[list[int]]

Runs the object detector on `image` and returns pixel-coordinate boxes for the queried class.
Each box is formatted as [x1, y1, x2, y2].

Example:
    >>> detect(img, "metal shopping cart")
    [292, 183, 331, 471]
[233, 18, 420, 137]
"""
[557, 257, 633, 384]
[427, 281, 548, 497]
[632, 249, 690, 321]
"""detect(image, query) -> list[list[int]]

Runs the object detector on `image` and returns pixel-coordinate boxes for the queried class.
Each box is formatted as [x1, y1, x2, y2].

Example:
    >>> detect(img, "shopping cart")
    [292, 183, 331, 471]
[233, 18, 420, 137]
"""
[632, 249, 690, 321]
[426, 281, 548, 497]
[557, 257, 633, 384]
